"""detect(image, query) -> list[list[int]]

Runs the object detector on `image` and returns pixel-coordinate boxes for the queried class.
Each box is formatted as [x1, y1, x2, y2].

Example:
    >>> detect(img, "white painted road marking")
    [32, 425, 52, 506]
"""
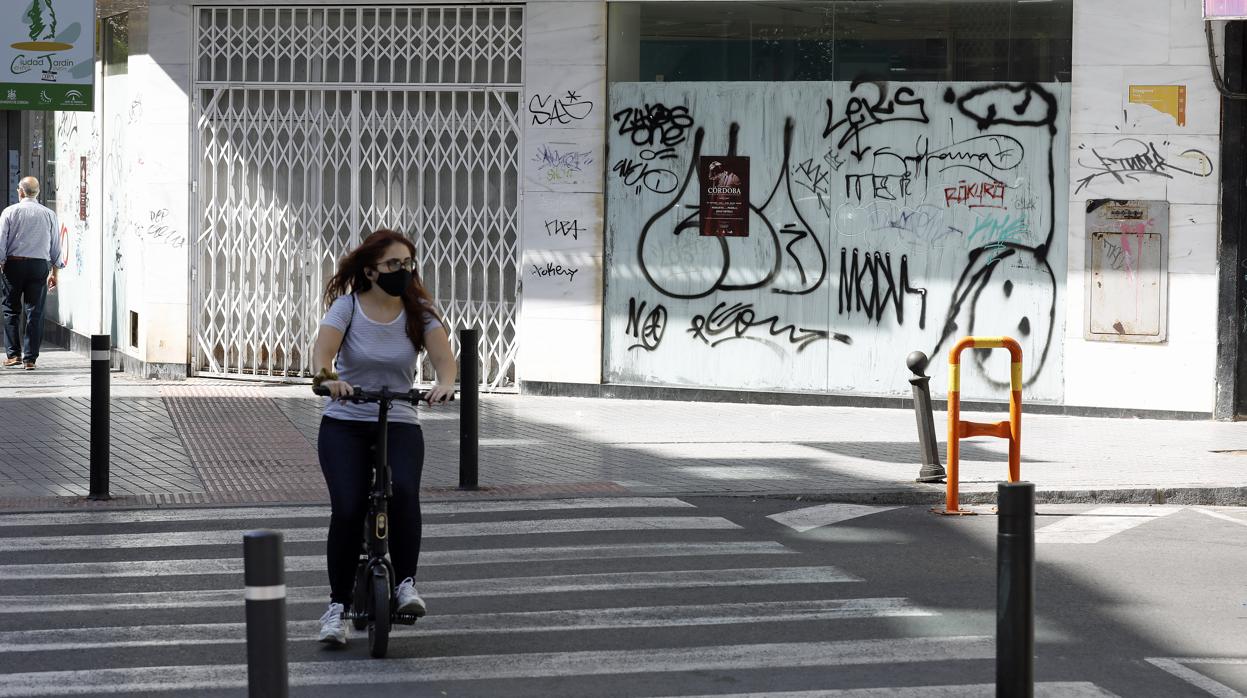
[670, 683, 1120, 697]
[0, 565, 861, 613]
[1034, 506, 1182, 544]
[0, 516, 740, 551]
[1146, 658, 1247, 698]
[0, 598, 933, 652]
[768, 503, 900, 532]
[0, 541, 794, 580]
[0, 636, 994, 695]
[1193, 508, 1247, 529]
[0, 497, 694, 527]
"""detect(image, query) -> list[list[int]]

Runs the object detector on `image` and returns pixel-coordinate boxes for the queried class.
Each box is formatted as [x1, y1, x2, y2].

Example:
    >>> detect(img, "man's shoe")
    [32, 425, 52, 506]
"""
[317, 602, 347, 646]
[3, 358, 20, 368]
[22, 362, 34, 371]
[395, 577, 427, 617]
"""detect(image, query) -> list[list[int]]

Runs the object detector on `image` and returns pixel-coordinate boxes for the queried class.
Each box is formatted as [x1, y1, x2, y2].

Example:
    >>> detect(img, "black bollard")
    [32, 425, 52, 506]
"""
[89, 334, 110, 500]
[244, 530, 288, 698]
[459, 327, 479, 490]
[907, 351, 946, 483]
[997, 481, 1035, 697]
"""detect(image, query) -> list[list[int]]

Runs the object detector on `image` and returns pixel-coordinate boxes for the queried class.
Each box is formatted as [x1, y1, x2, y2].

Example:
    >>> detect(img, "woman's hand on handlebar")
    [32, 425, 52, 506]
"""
[425, 383, 454, 405]
[321, 380, 355, 401]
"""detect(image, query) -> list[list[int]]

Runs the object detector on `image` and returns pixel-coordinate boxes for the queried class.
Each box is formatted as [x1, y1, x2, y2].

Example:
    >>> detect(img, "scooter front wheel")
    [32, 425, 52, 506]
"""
[368, 573, 391, 658]
[351, 564, 368, 631]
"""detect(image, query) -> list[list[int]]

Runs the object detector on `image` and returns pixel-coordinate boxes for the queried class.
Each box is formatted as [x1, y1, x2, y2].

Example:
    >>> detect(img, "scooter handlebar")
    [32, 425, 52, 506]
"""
[312, 385, 437, 404]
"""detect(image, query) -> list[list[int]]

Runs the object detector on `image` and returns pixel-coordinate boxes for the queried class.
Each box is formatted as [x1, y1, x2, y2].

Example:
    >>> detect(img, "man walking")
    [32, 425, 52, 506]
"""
[0, 177, 63, 370]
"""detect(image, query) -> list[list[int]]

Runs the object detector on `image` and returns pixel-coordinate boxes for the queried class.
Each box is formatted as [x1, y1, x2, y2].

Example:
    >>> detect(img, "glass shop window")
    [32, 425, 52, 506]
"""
[608, 1, 1072, 83]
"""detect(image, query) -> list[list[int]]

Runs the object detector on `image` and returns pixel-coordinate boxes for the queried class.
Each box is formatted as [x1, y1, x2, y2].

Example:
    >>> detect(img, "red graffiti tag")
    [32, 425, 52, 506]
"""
[943, 180, 1007, 209]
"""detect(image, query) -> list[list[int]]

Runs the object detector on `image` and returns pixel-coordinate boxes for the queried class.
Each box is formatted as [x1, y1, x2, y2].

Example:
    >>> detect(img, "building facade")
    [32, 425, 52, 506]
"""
[28, 0, 1241, 417]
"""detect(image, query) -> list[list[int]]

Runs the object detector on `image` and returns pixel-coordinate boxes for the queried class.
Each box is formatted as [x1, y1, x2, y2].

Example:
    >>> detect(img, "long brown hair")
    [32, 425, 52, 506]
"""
[323, 229, 440, 350]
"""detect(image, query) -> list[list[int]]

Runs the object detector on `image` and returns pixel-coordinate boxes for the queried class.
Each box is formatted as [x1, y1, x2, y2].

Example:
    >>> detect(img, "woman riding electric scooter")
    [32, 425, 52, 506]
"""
[311, 229, 456, 647]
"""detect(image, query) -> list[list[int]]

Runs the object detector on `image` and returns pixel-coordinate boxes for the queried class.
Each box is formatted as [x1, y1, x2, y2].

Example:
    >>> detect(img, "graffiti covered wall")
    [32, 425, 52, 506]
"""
[604, 81, 1070, 400]
[48, 76, 101, 335]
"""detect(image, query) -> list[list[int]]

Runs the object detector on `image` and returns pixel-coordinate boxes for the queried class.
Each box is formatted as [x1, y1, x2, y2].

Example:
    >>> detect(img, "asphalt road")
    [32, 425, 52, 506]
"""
[0, 496, 1241, 696]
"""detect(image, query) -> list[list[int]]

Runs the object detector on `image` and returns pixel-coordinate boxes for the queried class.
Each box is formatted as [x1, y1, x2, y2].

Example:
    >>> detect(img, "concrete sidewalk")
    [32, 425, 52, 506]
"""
[1, 348, 1245, 510]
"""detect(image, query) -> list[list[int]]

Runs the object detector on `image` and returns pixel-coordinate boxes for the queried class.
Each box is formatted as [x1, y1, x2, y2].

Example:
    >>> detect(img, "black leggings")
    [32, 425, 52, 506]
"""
[317, 416, 425, 608]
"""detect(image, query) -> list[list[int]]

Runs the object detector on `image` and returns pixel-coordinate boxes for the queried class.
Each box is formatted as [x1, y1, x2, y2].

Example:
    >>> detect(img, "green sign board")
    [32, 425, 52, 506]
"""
[1, 0, 95, 112]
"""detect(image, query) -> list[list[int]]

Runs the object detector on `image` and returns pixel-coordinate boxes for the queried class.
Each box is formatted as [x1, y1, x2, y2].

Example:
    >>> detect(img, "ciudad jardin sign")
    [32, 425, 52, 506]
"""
[1, 0, 95, 112]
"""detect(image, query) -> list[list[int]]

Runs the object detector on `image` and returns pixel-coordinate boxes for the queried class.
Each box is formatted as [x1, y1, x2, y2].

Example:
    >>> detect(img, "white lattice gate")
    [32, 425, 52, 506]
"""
[191, 5, 523, 387]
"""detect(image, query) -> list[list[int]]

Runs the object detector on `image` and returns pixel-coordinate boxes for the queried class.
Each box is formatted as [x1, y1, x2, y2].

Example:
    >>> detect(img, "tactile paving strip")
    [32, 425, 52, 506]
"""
[161, 387, 328, 503]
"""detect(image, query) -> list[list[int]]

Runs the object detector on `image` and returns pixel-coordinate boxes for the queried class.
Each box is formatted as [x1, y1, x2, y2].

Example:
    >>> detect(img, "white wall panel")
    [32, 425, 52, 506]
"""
[604, 81, 1071, 401]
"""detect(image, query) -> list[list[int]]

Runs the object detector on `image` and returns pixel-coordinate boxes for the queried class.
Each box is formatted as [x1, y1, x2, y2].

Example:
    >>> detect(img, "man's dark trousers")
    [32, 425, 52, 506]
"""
[2, 258, 49, 363]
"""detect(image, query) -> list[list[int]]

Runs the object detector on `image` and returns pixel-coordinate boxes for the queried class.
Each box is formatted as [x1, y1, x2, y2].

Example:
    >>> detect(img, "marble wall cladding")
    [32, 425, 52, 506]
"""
[521, 192, 602, 252]
[518, 1, 607, 383]
[1065, 0, 1220, 411]
[1168, 204, 1218, 275]
[147, 4, 193, 70]
[525, 1, 606, 67]
[1071, 66, 1127, 134]
[1070, 134, 1218, 204]
[523, 128, 604, 194]
[520, 249, 603, 320]
[1170, 0, 1211, 64]
[1074, 0, 1171, 66]
[525, 64, 605, 131]
[517, 316, 603, 382]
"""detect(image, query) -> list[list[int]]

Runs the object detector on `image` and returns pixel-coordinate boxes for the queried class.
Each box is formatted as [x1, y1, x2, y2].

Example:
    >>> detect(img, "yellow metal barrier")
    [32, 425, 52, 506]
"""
[937, 336, 1023, 515]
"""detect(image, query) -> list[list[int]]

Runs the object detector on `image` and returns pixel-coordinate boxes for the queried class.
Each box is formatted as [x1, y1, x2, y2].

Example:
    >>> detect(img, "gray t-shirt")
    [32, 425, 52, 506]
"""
[320, 294, 443, 425]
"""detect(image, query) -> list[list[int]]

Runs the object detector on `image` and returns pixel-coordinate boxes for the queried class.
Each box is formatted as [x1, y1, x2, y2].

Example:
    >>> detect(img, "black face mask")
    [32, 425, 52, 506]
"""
[375, 269, 412, 297]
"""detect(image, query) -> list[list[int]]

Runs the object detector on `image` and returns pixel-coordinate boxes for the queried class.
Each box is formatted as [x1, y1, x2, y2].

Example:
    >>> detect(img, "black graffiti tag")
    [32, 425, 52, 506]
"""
[837, 248, 928, 329]
[932, 83, 1061, 389]
[625, 297, 667, 351]
[688, 302, 844, 352]
[531, 262, 578, 282]
[1073, 138, 1213, 195]
[823, 80, 929, 160]
[793, 158, 832, 214]
[613, 103, 696, 148]
[613, 147, 680, 195]
[528, 90, 594, 126]
[545, 219, 584, 240]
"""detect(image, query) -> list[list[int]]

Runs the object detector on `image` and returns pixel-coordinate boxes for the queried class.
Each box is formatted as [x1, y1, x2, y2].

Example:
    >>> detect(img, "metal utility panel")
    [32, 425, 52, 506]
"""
[1084, 199, 1168, 343]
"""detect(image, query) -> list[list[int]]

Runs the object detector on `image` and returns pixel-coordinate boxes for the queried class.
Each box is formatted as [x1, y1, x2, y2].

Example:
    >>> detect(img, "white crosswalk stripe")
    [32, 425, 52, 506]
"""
[1035, 506, 1182, 544]
[0, 497, 695, 528]
[0, 541, 795, 580]
[0, 566, 863, 613]
[767, 503, 899, 532]
[0, 637, 997, 696]
[0, 498, 1121, 696]
[666, 685, 1120, 697]
[0, 516, 741, 551]
[0, 599, 933, 652]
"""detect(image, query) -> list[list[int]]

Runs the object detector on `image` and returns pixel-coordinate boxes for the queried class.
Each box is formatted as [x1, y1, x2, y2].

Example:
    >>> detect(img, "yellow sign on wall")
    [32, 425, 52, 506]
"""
[1128, 85, 1187, 127]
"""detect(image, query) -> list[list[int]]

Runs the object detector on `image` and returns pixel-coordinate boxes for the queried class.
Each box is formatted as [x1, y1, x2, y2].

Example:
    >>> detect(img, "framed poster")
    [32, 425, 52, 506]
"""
[1, 0, 95, 111]
[699, 156, 749, 237]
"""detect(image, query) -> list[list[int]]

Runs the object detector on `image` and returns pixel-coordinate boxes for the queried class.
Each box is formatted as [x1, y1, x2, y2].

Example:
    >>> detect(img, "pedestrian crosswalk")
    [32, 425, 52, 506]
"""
[0, 497, 1125, 696]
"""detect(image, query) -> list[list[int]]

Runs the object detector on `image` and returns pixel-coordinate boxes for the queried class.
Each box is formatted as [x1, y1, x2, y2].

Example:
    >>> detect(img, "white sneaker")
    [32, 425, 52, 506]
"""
[395, 577, 427, 617]
[318, 602, 347, 646]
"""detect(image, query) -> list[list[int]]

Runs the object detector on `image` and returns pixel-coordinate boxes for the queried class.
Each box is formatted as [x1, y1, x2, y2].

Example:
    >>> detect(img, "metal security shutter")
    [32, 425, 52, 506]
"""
[192, 5, 523, 387]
